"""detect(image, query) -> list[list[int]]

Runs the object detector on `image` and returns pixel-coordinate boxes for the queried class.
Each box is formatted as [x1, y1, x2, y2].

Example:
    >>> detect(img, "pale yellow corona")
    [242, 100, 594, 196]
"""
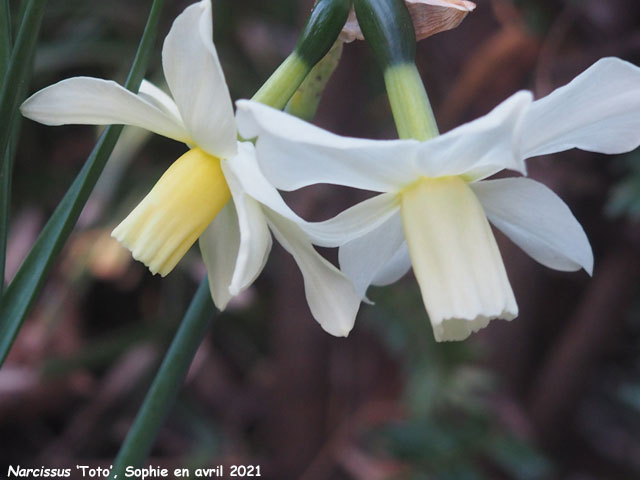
[112, 148, 231, 276]
[400, 176, 517, 341]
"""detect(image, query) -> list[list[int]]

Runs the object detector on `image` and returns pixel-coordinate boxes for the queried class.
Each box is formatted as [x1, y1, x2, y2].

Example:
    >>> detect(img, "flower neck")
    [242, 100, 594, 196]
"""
[384, 63, 439, 141]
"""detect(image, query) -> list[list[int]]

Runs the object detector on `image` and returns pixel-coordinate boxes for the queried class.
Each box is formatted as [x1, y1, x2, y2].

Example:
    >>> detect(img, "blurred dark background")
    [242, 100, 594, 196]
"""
[3, 0, 640, 478]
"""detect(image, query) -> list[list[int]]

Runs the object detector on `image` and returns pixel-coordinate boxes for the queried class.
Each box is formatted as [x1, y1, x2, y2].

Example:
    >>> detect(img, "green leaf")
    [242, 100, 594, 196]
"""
[0, 0, 45, 178]
[0, 0, 44, 299]
[0, 0, 166, 367]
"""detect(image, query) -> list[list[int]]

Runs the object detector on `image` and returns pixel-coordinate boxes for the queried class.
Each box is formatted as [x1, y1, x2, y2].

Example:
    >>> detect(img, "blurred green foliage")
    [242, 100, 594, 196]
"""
[364, 285, 554, 479]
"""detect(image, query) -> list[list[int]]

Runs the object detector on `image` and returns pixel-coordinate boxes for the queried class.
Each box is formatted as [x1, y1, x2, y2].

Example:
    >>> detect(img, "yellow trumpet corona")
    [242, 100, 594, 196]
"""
[400, 176, 517, 341]
[112, 148, 231, 276]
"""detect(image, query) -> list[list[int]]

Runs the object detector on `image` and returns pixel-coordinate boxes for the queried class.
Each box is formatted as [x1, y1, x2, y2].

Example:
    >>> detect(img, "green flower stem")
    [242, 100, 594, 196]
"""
[285, 39, 344, 121]
[0, 0, 44, 299]
[354, 0, 439, 141]
[0, 0, 166, 367]
[252, 53, 310, 110]
[384, 63, 438, 141]
[109, 278, 215, 479]
[252, 0, 351, 110]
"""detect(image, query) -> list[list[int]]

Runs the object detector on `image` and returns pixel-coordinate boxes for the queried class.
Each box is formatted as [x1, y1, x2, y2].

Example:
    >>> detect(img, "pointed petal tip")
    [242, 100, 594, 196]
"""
[584, 256, 594, 277]
[323, 322, 354, 338]
[212, 295, 229, 312]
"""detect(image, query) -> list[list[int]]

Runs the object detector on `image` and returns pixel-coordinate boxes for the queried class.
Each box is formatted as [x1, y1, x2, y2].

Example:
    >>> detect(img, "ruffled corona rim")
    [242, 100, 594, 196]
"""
[112, 148, 231, 276]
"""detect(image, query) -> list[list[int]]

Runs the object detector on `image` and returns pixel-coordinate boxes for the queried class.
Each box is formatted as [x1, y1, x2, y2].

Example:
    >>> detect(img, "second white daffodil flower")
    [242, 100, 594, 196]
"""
[236, 57, 640, 342]
[20, 0, 360, 336]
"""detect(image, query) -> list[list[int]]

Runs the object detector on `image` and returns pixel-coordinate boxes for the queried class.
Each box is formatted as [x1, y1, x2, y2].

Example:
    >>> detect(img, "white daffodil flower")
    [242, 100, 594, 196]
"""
[236, 57, 640, 342]
[20, 0, 360, 336]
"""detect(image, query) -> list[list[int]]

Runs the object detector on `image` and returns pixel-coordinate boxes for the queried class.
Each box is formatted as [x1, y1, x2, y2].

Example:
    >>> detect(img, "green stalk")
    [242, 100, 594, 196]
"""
[0, 0, 166, 367]
[252, 0, 351, 109]
[354, 0, 438, 140]
[384, 63, 438, 140]
[285, 39, 344, 121]
[0, 0, 44, 298]
[109, 279, 215, 478]
[252, 53, 310, 109]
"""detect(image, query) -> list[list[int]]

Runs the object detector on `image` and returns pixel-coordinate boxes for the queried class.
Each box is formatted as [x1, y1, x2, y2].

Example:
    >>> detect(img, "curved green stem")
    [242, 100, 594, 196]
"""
[0, 0, 166, 367]
[109, 278, 215, 478]
[252, 0, 351, 110]
[285, 39, 343, 121]
[354, 0, 439, 141]
[252, 53, 310, 109]
[384, 63, 438, 141]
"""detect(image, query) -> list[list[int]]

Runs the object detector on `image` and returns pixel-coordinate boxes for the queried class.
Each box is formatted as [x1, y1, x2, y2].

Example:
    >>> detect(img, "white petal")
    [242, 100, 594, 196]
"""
[265, 210, 361, 337]
[338, 210, 407, 299]
[225, 143, 400, 247]
[20, 77, 191, 142]
[199, 203, 240, 310]
[472, 177, 593, 274]
[221, 157, 272, 295]
[138, 80, 183, 124]
[306, 192, 400, 247]
[162, 0, 237, 158]
[521, 57, 640, 159]
[236, 99, 422, 192]
[414, 90, 533, 179]
[371, 242, 411, 286]
[223, 142, 306, 222]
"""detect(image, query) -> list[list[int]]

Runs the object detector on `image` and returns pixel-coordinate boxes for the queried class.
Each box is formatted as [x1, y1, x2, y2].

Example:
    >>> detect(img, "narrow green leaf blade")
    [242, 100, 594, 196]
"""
[0, 0, 166, 367]
[0, 0, 44, 299]
[0, 0, 45, 176]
